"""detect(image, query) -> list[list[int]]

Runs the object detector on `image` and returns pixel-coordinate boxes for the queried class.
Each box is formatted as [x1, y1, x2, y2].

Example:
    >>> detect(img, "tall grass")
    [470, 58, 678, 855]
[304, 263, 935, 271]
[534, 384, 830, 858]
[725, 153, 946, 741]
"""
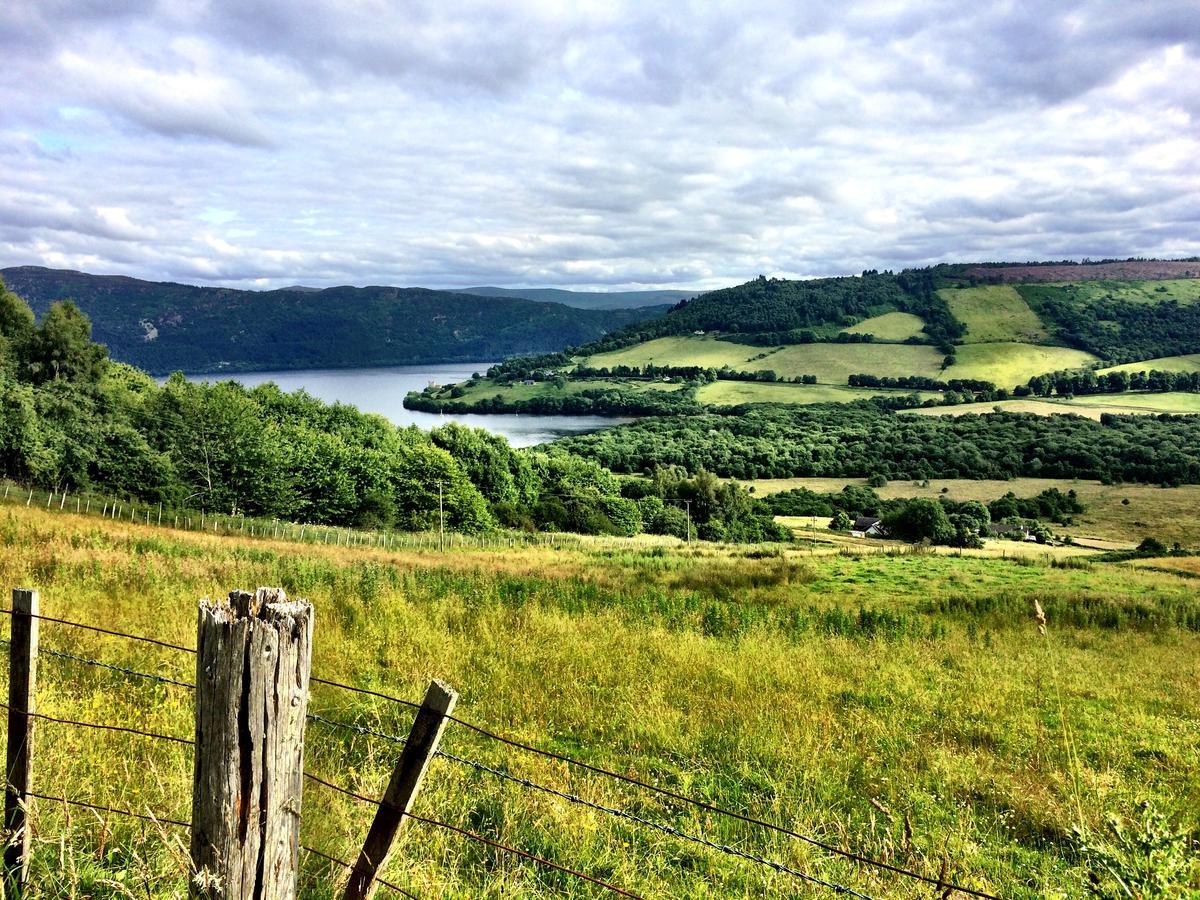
[0, 505, 1197, 897]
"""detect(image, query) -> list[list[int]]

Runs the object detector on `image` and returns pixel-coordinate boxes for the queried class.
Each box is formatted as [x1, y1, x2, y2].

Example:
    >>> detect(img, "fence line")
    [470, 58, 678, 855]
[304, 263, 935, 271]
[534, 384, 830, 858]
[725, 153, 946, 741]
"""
[21, 791, 421, 900]
[0, 600, 999, 900]
[304, 772, 644, 900]
[0, 476, 667, 557]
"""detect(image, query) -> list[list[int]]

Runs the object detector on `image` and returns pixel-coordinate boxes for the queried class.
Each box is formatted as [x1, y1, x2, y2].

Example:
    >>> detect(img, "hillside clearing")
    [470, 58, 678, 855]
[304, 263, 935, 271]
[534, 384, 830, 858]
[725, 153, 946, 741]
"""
[587, 335, 946, 382]
[940, 286, 1048, 343]
[840, 311, 926, 340]
[945, 342, 1098, 388]
[1099, 353, 1200, 375]
[904, 391, 1200, 420]
[696, 380, 941, 406]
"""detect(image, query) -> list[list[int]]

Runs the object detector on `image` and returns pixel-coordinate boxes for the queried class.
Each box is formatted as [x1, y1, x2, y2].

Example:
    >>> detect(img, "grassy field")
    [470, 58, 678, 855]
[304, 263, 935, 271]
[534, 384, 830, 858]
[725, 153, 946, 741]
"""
[1099, 353, 1200, 375]
[587, 336, 947, 382]
[443, 377, 685, 403]
[749, 476, 1200, 548]
[586, 336, 763, 370]
[940, 286, 1048, 343]
[696, 381, 941, 406]
[905, 391, 1200, 420]
[2, 504, 1199, 897]
[840, 311, 925, 341]
[1038, 278, 1200, 306]
[945, 342, 1098, 388]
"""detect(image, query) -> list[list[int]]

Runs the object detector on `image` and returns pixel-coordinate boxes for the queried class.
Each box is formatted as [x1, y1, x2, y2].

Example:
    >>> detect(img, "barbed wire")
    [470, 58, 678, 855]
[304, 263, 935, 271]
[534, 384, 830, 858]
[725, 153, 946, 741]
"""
[39, 644, 195, 689]
[0, 612, 997, 898]
[24, 790, 419, 899]
[437, 749, 873, 898]
[0, 607, 194, 653]
[304, 771, 643, 899]
[0, 701, 193, 745]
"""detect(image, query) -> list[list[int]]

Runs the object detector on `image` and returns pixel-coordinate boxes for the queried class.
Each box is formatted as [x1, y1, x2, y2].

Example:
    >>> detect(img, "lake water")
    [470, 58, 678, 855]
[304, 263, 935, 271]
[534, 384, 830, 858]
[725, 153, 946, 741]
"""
[181, 363, 630, 448]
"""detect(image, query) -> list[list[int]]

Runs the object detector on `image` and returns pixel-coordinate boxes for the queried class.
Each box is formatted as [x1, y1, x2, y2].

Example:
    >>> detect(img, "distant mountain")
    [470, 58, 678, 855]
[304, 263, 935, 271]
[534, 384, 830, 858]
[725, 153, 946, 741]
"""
[0, 267, 668, 374]
[459, 285, 698, 310]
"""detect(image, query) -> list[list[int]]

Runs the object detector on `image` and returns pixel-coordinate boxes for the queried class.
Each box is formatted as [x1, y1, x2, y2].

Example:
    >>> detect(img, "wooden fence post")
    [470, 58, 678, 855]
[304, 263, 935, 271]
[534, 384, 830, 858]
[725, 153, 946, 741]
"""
[190, 588, 313, 900]
[4, 588, 39, 891]
[342, 680, 457, 900]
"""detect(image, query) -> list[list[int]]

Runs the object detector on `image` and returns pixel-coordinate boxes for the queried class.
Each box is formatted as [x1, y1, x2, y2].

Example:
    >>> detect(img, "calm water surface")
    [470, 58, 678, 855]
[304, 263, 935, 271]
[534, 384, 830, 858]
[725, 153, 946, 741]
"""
[182, 363, 630, 448]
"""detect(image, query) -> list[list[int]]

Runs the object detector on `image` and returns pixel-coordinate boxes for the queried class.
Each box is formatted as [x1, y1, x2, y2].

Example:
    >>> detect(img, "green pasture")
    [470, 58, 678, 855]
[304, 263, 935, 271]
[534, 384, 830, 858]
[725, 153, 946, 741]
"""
[840, 311, 926, 341]
[696, 381, 941, 406]
[940, 286, 1048, 343]
[1099, 353, 1200, 375]
[2, 504, 1198, 897]
[945, 342, 1097, 388]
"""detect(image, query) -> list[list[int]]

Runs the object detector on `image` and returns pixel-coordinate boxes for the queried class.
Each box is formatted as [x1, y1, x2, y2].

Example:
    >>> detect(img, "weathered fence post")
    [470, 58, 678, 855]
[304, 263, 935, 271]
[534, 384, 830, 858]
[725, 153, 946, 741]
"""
[190, 588, 313, 900]
[343, 680, 457, 900]
[4, 588, 39, 891]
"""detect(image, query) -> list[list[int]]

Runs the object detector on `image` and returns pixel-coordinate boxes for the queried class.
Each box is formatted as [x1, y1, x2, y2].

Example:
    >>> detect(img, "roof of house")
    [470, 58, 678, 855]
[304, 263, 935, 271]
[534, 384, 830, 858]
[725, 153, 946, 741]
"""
[852, 516, 881, 531]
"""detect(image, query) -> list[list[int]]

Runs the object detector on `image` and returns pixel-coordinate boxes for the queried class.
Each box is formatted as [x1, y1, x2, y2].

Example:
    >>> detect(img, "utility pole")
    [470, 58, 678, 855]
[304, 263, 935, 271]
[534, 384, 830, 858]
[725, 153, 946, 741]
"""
[435, 480, 446, 552]
[682, 500, 692, 544]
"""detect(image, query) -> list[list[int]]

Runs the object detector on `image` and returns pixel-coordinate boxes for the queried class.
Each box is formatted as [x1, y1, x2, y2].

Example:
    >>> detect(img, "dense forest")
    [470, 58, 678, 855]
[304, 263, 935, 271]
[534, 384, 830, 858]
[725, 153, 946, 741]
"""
[574, 269, 964, 355]
[554, 402, 1200, 484]
[1017, 282, 1200, 363]
[0, 277, 784, 541]
[0, 267, 666, 374]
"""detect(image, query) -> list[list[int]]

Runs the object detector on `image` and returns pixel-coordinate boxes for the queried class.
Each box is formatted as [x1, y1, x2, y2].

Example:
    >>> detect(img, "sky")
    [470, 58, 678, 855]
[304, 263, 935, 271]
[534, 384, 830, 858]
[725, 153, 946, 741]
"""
[1, 1, 1198, 292]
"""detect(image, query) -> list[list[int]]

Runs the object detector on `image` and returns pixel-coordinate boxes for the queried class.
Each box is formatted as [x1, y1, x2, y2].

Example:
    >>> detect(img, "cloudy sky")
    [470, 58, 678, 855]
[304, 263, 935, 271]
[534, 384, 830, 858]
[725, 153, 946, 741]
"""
[2, 1, 1198, 291]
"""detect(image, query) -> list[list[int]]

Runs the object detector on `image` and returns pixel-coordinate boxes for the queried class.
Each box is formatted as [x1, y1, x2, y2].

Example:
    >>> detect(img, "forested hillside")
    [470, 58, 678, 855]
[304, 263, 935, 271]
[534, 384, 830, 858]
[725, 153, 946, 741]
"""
[0, 277, 783, 541]
[0, 267, 665, 374]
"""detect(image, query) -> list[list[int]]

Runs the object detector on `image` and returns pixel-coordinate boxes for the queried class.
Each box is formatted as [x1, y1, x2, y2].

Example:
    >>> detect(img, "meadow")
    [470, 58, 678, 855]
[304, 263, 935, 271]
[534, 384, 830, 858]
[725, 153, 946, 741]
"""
[2, 502, 1198, 897]
[1099, 353, 1200, 375]
[905, 391, 1200, 420]
[747, 476, 1200, 548]
[696, 381, 941, 407]
[939, 287, 1048, 344]
[840, 311, 926, 341]
[943, 343, 1098, 389]
[1042, 278, 1200, 306]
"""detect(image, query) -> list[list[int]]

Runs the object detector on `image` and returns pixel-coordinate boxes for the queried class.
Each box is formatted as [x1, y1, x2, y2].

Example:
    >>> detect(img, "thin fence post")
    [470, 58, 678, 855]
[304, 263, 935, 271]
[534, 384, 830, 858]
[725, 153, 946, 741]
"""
[4, 588, 39, 891]
[191, 588, 313, 900]
[343, 680, 457, 900]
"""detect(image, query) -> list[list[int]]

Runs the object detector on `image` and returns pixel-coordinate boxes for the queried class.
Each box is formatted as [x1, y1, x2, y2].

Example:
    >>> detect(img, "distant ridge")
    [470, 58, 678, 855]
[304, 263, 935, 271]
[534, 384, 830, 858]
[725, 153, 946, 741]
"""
[0, 266, 667, 374]
[459, 285, 699, 310]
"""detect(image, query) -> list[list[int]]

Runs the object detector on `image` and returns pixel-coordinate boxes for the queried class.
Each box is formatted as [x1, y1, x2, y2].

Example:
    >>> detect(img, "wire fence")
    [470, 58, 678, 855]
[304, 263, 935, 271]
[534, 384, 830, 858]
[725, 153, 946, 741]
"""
[0, 477, 693, 556]
[0, 604, 1000, 899]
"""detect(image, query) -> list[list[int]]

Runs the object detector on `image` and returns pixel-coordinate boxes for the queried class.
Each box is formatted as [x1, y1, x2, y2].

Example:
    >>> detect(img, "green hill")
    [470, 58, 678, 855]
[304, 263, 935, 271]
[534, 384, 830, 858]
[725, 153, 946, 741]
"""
[0, 267, 667, 374]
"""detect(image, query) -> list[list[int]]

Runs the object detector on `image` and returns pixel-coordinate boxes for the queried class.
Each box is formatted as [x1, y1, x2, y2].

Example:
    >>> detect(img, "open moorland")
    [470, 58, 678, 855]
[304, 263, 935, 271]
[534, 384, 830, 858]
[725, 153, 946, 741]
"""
[3, 501, 1198, 897]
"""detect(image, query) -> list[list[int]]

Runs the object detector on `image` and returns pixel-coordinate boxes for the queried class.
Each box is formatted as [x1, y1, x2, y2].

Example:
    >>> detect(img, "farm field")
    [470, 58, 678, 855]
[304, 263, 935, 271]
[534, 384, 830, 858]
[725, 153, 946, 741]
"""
[840, 310, 925, 340]
[939, 286, 1048, 343]
[1099, 353, 1200, 375]
[1031, 278, 1200, 306]
[448, 376, 684, 403]
[696, 380, 941, 406]
[944, 342, 1098, 388]
[1, 504, 1198, 897]
[586, 335, 947, 382]
[749, 477, 1200, 548]
[905, 391, 1200, 420]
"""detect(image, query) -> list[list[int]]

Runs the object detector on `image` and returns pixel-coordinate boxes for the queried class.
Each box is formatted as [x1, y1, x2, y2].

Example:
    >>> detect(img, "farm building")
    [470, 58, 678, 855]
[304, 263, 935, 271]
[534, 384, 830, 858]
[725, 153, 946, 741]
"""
[851, 516, 887, 538]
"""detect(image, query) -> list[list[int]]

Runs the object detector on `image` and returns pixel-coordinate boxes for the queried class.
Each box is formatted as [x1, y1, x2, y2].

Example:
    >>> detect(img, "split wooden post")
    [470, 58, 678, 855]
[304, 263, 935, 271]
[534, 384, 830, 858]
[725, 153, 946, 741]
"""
[190, 588, 313, 900]
[4, 588, 39, 891]
[342, 680, 458, 900]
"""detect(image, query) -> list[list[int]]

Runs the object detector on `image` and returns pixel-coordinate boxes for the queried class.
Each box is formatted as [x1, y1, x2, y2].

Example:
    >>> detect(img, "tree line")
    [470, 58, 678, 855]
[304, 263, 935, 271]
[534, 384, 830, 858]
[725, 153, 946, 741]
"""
[553, 402, 1200, 485]
[0, 278, 783, 542]
[1018, 368, 1200, 398]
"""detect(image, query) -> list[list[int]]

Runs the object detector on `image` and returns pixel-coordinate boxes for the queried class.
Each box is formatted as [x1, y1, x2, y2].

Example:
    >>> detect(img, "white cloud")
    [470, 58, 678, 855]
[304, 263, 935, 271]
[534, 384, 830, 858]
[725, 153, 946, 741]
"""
[0, 0, 1197, 290]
